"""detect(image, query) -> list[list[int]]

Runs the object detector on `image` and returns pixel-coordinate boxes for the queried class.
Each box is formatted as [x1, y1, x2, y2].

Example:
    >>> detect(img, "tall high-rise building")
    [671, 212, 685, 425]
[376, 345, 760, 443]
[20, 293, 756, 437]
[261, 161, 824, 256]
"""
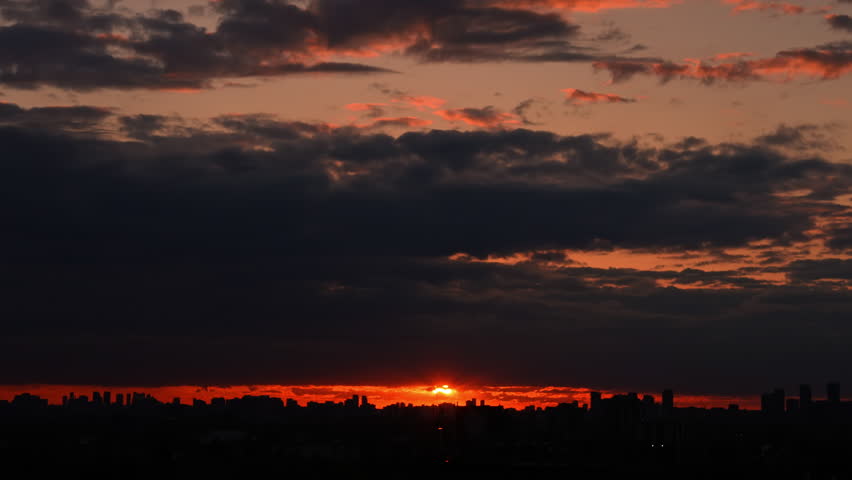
[92, 392, 102, 405]
[103, 391, 111, 406]
[590, 391, 602, 412]
[662, 389, 674, 415]
[786, 398, 800, 413]
[361, 395, 368, 407]
[799, 384, 812, 409]
[761, 389, 785, 415]
[827, 383, 841, 403]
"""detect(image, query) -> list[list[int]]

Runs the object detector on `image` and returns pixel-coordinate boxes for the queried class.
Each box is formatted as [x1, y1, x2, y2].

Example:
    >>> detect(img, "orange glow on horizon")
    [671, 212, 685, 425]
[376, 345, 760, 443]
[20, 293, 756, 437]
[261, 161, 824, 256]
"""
[0, 384, 760, 410]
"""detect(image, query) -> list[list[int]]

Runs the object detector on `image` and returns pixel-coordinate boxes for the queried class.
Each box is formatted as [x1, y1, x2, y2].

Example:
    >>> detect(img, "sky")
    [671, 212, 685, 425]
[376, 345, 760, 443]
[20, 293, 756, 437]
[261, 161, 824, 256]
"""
[0, 0, 851, 403]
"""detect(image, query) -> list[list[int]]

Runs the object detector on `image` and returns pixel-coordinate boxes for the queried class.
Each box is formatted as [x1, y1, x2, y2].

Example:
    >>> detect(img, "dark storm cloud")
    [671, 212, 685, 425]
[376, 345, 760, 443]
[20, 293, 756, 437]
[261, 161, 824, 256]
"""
[0, 105, 850, 393]
[310, 0, 600, 63]
[827, 225, 852, 251]
[0, 102, 112, 131]
[0, 0, 390, 91]
[827, 14, 852, 32]
[0, 0, 649, 91]
[786, 259, 852, 282]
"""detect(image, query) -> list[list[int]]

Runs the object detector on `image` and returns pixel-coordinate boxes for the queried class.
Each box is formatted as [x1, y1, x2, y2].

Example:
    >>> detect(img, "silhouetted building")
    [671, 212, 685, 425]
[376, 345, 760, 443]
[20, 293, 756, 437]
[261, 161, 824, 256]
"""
[799, 384, 812, 410]
[786, 398, 799, 413]
[827, 382, 841, 403]
[104, 391, 111, 406]
[662, 389, 674, 415]
[116, 393, 124, 406]
[7, 385, 852, 479]
[590, 391, 602, 412]
[761, 389, 785, 415]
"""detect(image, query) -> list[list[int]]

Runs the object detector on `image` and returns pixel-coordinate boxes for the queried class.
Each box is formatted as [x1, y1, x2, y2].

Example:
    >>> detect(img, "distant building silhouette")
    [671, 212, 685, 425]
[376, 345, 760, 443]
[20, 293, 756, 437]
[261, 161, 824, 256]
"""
[662, 389, 674, 416]
[590, 391, 602, 412]
[786, 398, 799, 413]
[799, 384, 812, 410]
[761, 388, 785, 415]
[827, 382, 841, 403]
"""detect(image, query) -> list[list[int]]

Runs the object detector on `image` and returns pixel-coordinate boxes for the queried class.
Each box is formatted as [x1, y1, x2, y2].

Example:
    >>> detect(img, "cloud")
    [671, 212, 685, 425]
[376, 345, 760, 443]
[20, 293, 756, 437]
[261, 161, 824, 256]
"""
[827, 14, 852, 32]
[0, 101, 112, 132]
[786, 259, 852, 282]
[0, 0, 391, 91]
[512, 98, 550, 125]
[594, 42, 852, 84]
[562, 88, 636, 104]
[0, 0, 660, 90]
[723, 0, 806, 15]
[346, 103, 388, 118]
[483, 0, 680, 12]
[359, 116, 433, 129]
[0, 104, 850, 392]
[394, 96, 449, 110]
[755, 123, 841, 152]
[710, 52, 755, 61]
[434, 106, 521, 127]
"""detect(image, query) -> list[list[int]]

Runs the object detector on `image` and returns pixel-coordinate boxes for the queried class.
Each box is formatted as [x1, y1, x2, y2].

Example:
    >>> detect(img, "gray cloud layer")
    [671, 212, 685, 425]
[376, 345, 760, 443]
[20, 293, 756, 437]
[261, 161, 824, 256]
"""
[0, 104, 849, 394]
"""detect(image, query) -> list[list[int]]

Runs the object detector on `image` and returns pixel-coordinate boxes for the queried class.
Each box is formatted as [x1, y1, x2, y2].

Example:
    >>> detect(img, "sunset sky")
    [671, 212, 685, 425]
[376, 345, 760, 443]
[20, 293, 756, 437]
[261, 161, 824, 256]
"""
[1, 0, 851, 406]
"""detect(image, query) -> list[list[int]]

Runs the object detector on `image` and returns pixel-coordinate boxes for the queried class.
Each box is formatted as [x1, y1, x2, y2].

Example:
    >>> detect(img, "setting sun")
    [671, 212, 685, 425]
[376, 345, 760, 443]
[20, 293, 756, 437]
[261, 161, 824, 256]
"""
[432, 385, 455, 395]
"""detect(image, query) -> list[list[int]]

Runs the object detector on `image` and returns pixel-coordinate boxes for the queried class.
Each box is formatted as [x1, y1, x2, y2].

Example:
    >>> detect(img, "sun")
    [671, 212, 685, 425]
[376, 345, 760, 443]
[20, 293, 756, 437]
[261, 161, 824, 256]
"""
[432, 385, 455, 395]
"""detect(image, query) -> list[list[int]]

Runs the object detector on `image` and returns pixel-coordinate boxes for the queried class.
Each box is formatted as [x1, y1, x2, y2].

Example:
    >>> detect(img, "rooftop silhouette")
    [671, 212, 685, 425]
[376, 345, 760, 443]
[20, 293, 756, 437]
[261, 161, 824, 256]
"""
[3, 383, 852, 479]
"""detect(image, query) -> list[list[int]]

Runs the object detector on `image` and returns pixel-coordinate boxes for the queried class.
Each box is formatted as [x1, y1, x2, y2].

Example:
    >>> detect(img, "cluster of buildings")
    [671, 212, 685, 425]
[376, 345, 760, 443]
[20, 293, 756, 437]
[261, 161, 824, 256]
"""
[760, 383, 843, 415]
[3, 384, 850, 419]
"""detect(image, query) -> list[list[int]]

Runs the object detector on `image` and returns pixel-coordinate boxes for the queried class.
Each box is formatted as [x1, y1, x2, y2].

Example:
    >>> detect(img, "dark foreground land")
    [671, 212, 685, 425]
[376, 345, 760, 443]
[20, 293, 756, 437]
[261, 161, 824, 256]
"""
[3, 390, 852, 479]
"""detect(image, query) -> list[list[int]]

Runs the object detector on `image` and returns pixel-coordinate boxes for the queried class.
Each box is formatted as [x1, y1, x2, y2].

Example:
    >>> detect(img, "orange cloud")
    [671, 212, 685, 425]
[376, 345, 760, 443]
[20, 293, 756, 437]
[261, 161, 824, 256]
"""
[157, 88, 203, 94]
[433, 107, 520, 128]
[711, 52, 755, 61]
[595, 43, 852, 84]
[346, 102, 389, 111]
[491, 0, 681, 12]
[723, 0, 805, 15]
[393, 95, 448, 110]
[562, 88, 636, 104]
